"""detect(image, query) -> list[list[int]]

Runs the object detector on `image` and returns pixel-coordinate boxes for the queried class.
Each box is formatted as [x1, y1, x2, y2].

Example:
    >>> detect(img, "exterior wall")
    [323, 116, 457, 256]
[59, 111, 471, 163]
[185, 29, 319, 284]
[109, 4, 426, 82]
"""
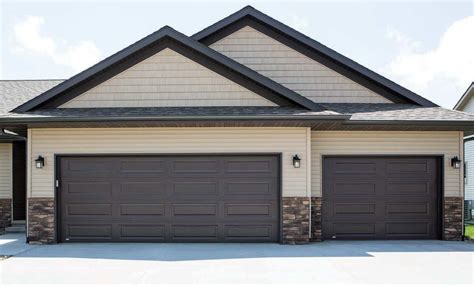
[210, 26, 391, 104]
[60, 48, 276, 108]
[464, 139, 474, 200]
[459, 96, 474, 113]
[311, 131, 464, 197]
[0, 144, 12, 199]
[28, 127, 310, 198]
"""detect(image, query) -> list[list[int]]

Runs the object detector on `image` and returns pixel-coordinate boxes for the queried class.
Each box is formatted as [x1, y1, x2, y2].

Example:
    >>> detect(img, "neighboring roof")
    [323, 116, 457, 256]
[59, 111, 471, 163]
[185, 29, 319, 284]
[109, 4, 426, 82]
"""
[192, 6, 438, 108]
[453, 82, 474, 110]
[12, 26, 323, 113]
[0, 80, 63, 115]
[321, 103, 474, 122]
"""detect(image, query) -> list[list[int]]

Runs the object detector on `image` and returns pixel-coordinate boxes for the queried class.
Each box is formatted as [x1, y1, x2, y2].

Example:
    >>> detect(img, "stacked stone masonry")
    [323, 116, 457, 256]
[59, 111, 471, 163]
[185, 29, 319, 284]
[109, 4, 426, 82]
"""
[0, 198, 12, 233]
[281, 197, 310, 244]
[443, 197, 463, 241]
[28, 198, 55, 244]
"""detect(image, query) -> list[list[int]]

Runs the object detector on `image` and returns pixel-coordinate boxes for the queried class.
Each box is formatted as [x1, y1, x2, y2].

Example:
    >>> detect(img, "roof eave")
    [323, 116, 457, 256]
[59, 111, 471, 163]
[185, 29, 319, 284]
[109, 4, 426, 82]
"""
[0, 114, 351, 124]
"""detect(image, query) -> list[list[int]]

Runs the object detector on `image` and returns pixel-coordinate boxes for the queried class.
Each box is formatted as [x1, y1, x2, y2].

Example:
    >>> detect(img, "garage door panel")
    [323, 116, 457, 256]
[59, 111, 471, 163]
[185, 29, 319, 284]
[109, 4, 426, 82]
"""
[385, 202, 431, 216]
[225, 225, 274, 240]
[118, 159, 166, 173]
[224, 180, 275, 196]
[385, 222, 432, 237]
[118, 225, 165, 240]
[66, 224, 113, 241]
[328, 182, 378, 196]
[224, 203, 273, 216]
[172, 225, 218, 239]
[63, 181, 112, 196]
[323, 156, 439, 240]
[60, 155, 280, 243]
[171, 159, 220, 174]
[67, 203, 112, 216]
[172, 204, 218, 216]
[385, 182, 431, 195]
[119, 204, 165, 216]
[119, 181, 167, 197]
[172, 181, 218, 196]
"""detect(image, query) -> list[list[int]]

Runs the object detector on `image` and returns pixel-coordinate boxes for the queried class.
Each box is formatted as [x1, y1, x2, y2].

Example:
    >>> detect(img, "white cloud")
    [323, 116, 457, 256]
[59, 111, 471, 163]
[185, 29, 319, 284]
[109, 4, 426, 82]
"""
[383, 16, 474, 107]
[13, 16, 102, 72]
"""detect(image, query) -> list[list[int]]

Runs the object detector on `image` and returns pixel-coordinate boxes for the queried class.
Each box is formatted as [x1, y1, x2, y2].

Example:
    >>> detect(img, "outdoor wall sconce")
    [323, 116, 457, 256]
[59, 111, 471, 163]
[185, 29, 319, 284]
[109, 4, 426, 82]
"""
[293, 155, 301, 168]
[451, 156, 461, 169]
[35, 156, 45, 169]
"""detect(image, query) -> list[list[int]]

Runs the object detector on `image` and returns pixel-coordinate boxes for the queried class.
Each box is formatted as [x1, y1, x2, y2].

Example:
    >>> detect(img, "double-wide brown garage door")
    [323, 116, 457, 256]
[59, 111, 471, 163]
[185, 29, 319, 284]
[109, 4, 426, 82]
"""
[323, 156, 440, 240]
[59, 155, 280, 242]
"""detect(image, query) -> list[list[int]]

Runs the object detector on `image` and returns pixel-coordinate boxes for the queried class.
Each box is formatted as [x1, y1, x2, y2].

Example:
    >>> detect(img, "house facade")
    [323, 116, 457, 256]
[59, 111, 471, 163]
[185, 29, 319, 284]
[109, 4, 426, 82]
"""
[0, 6, 472, 244]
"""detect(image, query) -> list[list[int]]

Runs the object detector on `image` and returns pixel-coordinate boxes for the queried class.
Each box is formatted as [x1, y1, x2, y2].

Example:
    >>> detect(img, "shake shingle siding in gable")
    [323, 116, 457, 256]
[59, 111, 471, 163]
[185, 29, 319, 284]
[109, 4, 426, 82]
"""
[210, 26, 392, 104]
[60, 48, 276, 108]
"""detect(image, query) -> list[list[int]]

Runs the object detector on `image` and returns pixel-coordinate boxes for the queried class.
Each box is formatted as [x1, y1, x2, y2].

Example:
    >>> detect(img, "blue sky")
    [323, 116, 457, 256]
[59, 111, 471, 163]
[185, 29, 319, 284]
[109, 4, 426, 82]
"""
[1, 0, 473, 108]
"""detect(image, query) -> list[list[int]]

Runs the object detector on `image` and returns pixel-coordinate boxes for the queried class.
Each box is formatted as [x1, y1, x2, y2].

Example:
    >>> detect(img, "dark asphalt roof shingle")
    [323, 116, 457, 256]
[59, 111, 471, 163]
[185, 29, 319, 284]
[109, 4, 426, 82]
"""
[0, 106, 339, 119]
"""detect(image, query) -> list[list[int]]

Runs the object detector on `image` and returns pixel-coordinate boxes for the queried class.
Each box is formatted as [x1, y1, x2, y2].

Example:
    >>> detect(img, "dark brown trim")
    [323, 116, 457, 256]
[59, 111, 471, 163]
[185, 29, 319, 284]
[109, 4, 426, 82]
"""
[193, 6, 438, 107]
[55, 152, 283, 243]
[321, 154, 444, 240]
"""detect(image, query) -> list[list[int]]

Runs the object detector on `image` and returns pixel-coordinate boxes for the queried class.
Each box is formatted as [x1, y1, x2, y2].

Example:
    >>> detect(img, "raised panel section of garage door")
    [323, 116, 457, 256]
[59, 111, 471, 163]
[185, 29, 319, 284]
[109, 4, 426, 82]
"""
[322, 156, 439, 240]
[59, 155, 279, 242]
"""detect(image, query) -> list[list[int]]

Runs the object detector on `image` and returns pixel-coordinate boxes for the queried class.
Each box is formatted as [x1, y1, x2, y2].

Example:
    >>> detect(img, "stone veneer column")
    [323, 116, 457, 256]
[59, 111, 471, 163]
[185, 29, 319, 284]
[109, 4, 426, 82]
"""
[443, 197, 463, 241]
[281, 197, 310, 244]
[0, 198, 12, 233]
[310, 197, 322, 242]
[28, 198, 56, 244]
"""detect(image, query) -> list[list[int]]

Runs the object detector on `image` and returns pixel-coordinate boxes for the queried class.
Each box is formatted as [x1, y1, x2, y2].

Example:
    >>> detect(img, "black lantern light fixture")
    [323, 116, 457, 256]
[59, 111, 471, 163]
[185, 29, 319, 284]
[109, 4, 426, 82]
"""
[293, 154, 301, 168]
[35, 156, 45, 169]
[451, 156, 461, 169]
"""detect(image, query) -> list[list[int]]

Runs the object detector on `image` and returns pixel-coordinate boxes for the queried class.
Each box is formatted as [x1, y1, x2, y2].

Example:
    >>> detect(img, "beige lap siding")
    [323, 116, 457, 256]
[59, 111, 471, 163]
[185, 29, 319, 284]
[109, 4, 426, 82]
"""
[0, 144, 12, 199]
[28, 128, 310, 198]
[60, 48, 275, 108]
[210, 26, 391, 104]
[311, 131, 464, 197]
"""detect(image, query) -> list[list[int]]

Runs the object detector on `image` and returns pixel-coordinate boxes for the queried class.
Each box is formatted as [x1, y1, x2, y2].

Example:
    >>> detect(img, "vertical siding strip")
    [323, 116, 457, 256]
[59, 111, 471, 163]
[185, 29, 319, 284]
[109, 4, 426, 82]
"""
[0, 144, 12, 199]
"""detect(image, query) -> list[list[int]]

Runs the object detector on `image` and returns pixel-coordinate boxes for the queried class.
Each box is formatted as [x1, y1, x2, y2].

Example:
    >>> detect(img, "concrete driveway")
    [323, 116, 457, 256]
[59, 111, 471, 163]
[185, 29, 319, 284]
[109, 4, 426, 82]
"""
[1, 233, 473, 284]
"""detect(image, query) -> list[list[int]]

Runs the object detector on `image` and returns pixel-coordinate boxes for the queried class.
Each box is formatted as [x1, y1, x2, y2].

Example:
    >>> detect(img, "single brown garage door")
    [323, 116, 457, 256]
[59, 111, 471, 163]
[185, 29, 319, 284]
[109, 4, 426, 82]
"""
[322, 156, 440, 240]
[59, 155, 280, 242]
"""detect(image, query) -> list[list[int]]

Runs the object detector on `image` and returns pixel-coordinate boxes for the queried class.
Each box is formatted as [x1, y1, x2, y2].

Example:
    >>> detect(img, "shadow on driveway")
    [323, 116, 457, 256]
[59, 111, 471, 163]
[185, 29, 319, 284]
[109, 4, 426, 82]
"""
[1, 233, 473, 262]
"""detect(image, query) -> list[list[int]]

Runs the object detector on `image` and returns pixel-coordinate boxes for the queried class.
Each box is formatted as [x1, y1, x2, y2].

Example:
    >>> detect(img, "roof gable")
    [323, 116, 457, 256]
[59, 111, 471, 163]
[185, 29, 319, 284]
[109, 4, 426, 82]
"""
[192, 6, 438, 107]
[59, 48, 276, 108]
[14, 26, 323, 112]
[454, 82, 474, 111]
[209, 25, 393, 104]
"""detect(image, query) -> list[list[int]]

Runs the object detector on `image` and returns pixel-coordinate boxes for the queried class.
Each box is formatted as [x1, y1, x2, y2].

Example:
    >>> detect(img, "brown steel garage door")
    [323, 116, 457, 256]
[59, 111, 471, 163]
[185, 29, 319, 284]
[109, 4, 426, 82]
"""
[59, 155, 280, 242]
[322, 156, 440, 240]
